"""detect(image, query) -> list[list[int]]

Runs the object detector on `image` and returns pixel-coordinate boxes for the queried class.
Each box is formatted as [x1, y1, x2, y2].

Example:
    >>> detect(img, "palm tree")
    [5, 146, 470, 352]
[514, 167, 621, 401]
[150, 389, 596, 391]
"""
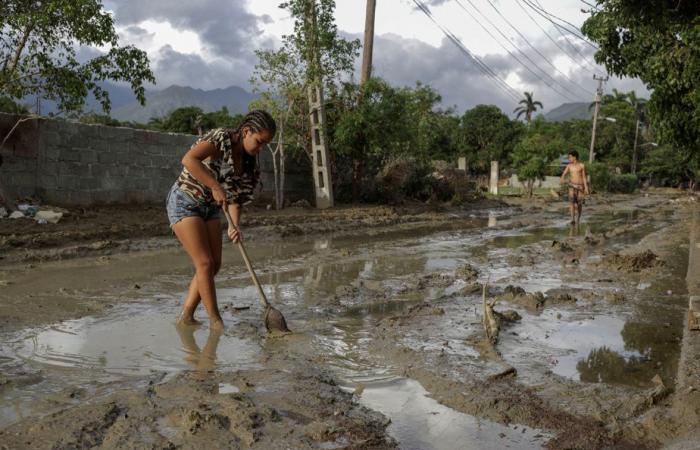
[588, 88, 630, 111]
[514, 92, 543, 124]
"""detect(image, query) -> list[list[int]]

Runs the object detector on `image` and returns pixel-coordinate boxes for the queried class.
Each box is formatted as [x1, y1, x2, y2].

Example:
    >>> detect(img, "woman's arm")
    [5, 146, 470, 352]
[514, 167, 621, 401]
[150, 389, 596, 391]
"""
[181, 141, 226, 204]
[225, 202, 243, 242]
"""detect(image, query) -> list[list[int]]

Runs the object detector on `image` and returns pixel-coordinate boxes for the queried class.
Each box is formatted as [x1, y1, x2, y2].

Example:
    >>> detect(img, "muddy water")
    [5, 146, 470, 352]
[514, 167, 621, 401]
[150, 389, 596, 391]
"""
[0, 206, 688, 448]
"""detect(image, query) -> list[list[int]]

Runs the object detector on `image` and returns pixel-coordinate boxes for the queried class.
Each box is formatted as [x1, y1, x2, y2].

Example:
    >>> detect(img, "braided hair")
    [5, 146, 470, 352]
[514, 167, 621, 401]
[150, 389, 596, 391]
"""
[228, 110, 276, 184]
[230, 109, 277, 138]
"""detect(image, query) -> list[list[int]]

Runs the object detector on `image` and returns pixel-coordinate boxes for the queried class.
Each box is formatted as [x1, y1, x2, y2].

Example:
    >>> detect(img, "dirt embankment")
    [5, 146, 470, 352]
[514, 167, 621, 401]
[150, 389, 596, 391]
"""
[0, 200, 507, 266]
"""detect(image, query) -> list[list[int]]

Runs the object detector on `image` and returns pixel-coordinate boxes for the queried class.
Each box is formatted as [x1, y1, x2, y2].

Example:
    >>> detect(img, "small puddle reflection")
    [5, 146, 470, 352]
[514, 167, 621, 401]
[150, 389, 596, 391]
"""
[358, 378, 547, 450]
[3, 302, 260, 376]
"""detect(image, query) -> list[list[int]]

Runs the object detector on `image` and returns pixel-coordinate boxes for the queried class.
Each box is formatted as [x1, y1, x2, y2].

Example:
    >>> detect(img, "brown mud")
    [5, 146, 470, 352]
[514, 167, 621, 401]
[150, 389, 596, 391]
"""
[0, 190, 698, 449]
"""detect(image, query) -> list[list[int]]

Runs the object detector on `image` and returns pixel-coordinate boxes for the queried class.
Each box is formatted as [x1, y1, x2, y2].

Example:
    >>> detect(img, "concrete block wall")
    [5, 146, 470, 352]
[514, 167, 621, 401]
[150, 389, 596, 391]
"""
[0, 113, 313, 206]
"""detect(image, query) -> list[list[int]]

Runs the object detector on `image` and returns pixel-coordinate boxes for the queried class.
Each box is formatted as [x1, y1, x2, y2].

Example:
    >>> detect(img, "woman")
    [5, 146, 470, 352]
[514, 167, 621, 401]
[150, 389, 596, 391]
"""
[166, 110, 276, 329]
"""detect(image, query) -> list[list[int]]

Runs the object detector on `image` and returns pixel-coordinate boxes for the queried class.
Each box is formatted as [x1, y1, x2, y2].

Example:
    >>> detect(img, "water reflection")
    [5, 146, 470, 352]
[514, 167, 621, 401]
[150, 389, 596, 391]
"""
[175, 325, 222, 373]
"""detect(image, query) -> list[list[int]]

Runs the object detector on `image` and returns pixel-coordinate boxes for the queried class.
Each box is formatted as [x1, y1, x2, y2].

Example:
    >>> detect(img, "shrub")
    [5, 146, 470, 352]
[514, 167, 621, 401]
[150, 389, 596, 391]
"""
[588, 162, 612, 192]
[608, 173, 638, 193]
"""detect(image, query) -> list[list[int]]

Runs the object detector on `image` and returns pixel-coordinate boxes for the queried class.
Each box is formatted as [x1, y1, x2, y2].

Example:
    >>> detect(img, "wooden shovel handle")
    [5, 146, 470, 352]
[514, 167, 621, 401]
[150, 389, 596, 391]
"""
[223, 209, 270, 309]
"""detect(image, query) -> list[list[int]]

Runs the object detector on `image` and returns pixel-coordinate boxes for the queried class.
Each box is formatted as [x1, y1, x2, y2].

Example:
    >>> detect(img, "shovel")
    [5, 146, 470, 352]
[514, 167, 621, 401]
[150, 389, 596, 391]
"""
[224, 210, 290, 333]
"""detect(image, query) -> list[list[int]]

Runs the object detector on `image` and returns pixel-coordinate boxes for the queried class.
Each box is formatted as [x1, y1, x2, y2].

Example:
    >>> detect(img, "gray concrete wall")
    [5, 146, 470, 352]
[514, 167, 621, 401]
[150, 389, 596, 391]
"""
[0, 113, 312, 206]
[507, 174, 561, 190]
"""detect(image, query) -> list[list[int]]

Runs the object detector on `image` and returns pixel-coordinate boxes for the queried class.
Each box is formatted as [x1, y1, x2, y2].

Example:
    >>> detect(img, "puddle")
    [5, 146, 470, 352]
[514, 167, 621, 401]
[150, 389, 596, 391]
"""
[358, 378, 547, 450]
[3, 302, 260, 376]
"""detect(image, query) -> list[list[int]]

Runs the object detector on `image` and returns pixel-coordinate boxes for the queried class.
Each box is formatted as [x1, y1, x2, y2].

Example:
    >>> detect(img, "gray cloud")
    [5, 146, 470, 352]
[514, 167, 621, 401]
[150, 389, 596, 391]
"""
[356, 30, 649, 116]
[104, 0, 269, 60]
[151, 45, 252, 89]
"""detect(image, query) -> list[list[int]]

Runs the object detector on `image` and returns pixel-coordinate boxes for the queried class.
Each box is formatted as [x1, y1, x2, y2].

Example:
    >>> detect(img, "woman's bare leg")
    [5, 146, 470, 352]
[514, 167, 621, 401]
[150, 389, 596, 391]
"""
[173, 217, 223, 329]
[177, 219, 223, 325]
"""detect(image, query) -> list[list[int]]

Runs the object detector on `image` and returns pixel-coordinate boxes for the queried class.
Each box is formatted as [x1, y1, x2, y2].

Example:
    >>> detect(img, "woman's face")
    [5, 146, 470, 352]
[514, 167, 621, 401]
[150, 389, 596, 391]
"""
[241, 128, 273, 156]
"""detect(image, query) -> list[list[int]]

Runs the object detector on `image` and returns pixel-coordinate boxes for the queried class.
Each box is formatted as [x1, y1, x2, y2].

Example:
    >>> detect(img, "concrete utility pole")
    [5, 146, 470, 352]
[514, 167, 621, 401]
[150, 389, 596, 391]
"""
[589, 74, 608, 163]
[361, 0, 377, 85]
[306, 0, 334, 208]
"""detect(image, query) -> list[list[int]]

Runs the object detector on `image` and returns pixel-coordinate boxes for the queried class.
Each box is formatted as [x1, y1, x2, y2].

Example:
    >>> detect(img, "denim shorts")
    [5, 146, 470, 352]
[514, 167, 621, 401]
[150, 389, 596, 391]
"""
[165, 182, 224, 228]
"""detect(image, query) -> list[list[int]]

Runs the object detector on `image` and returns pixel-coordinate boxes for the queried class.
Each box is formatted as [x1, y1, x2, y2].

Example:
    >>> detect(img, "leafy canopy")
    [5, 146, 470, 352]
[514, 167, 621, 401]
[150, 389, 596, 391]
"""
[0, 0, 154, 114]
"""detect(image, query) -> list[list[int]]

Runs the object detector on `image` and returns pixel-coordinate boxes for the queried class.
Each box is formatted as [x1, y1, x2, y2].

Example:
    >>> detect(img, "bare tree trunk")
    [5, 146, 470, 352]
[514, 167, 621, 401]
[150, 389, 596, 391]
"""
[269, 144, 280, 209]
[280, 143, 286, 209]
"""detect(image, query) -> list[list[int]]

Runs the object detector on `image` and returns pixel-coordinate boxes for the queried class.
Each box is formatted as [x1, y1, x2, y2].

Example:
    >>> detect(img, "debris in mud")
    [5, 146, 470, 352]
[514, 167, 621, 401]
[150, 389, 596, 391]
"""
[605, 291, 626, 304]
[487, 366, 518, 381]
[418, 272, 455, 289]
[455, 263, 479, 282]
[482, 285, 500, 344]
[406, 303, 445, 317]
[275, 224, 304, 237]
[457, 282, 483, 295]
[601, 249, 663, 272]
[546, 292, 578, 305]
[495, 309, 522, 323]
[551, 239, 574, 252]
[499, 285, 546, 311]
[290, 199, 312, 208]
[645, 374, 671, 406]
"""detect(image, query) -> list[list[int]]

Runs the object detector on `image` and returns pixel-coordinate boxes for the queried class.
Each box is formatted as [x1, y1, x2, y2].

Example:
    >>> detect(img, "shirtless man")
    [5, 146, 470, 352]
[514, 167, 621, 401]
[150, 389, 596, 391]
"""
[560, 150, 589, 224]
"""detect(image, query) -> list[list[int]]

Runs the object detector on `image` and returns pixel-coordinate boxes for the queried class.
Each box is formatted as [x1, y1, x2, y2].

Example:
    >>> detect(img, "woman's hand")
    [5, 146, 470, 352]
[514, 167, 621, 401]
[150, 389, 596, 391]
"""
[227, 224, 243, 243]
[212, 186, 227, 207]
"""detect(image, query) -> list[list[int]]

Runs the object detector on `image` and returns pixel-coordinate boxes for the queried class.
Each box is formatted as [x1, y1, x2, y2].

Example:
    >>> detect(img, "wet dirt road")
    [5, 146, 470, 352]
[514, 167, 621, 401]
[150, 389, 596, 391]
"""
[0, 193, 696, 449]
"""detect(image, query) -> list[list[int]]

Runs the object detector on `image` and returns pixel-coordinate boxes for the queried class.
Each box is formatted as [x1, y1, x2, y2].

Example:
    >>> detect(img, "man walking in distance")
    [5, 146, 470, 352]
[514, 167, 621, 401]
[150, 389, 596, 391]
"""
[560, 150, 589, 224]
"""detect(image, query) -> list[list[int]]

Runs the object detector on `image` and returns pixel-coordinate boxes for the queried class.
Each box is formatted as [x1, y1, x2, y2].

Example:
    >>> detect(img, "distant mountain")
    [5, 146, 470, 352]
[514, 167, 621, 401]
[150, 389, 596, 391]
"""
[22, 82, 143, 116]
[543, 102, 592, 122]
[26, 83, 256, 122]
[112, 85, 257, 123]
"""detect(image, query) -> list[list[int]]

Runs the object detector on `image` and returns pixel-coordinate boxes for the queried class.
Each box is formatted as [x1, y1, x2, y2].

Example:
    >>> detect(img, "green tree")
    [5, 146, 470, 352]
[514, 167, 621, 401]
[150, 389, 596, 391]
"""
[0, 96, 29, 114]
[459, 105, 523, 173]
[582, 0, 699, 185]
[0, 0, 154, 114]
[331, 78, 411, 199]
[513, 92, 543, 124]
[252, 0, 360, 205]
[511, 131, 563, 196]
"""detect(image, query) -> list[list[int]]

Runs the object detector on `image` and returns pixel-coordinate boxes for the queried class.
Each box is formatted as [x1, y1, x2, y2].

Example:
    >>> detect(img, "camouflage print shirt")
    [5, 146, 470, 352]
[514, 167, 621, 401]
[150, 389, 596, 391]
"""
[177, 128, 259, 206]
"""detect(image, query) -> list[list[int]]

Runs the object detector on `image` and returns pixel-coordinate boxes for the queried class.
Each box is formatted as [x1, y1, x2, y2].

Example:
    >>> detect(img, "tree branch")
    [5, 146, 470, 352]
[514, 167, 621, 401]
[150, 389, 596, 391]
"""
[0, 115, 38, 153]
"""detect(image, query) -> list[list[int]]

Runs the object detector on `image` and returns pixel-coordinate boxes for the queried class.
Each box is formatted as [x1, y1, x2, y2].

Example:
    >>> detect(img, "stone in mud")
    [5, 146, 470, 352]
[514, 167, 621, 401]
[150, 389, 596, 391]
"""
[455, 263, 479, 282]
[602, 249, 663, 272]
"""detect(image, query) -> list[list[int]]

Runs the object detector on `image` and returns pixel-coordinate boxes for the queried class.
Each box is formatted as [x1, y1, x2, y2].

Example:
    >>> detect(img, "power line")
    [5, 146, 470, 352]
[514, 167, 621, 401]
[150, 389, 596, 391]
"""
[483, 0, 594, 98]
[453, 0, 583, 102]
[513, 0, 602, 76]
[520, 0, 604, 75]
[410, 0, 522, 103]
[524, 0, 598, 50]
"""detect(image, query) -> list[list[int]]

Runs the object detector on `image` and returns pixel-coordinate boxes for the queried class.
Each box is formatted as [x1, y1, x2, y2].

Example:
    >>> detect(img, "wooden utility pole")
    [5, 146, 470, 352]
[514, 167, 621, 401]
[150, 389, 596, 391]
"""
[589, 74, 608, 163]
[306, 0, 334, 208]
[361, 0, 377, 85]
[631, 118, 640, 174]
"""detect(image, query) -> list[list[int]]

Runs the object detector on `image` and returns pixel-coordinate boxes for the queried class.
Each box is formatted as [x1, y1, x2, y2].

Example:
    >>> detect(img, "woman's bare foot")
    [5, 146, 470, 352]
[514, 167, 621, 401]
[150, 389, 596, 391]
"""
[176, 312, 202, 327]
[210, 317, 225, 332]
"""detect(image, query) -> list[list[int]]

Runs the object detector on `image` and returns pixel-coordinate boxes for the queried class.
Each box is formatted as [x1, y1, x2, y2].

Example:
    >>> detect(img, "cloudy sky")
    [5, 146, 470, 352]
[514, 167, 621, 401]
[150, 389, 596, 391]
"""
[103, 0, 648, 114]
